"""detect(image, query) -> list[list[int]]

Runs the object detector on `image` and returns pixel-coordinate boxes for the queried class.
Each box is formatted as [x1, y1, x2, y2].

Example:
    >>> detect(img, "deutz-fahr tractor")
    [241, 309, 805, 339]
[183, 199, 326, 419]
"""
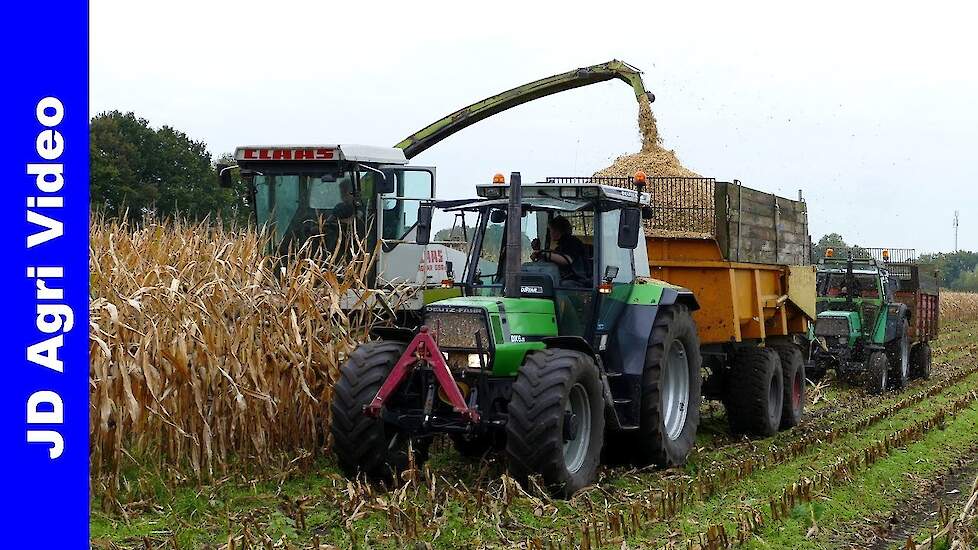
[811, 248, 939, 394]
[330, 172, 704, 497]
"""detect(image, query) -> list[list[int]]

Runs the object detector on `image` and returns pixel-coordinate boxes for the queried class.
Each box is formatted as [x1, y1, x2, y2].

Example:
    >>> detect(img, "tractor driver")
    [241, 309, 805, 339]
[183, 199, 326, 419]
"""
[531, 215, 589, 285]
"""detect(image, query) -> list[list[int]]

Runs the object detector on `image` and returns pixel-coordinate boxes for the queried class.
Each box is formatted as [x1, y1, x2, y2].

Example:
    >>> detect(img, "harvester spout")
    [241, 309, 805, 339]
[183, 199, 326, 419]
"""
[504, 172, 523, 299]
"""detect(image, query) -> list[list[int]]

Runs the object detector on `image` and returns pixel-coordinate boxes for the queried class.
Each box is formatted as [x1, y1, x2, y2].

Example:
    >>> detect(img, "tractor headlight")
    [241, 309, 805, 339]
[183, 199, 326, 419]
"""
[467, 354, 484, 370]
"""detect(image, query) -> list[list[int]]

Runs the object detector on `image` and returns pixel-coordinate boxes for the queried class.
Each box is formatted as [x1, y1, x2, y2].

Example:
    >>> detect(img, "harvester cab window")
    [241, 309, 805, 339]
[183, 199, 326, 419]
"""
[381, 169, 434, 241]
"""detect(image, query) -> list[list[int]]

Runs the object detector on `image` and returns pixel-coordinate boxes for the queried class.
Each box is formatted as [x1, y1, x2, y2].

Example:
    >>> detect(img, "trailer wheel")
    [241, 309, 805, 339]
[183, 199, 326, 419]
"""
[887, 320, 911, 389]
[910, 342, 932, 380]
[330, 341, 430, 479]
[505, 349, 604, 498]
[772, 345, 805, 429]
[631, 304, 703, 467]
[724, 347, 784, 437]
[865, 351, 889, 395]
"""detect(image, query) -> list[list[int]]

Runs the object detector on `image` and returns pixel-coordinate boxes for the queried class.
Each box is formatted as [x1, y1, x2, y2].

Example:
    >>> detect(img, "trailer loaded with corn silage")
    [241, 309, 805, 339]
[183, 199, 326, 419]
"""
[330, 172, 815, 497]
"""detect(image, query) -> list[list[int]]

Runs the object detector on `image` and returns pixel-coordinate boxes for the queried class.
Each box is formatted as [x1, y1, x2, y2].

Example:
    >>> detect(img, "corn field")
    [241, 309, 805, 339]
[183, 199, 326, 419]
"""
[942, 290, 978, 323]
[89, 215, 398, 498]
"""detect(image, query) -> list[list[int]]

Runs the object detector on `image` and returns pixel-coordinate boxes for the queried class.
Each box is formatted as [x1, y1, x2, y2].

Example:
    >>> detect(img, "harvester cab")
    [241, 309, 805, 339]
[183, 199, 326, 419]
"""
[331, 171, 705, 498]
[229, 144, 467, 312]
[812, 247, 927, 393]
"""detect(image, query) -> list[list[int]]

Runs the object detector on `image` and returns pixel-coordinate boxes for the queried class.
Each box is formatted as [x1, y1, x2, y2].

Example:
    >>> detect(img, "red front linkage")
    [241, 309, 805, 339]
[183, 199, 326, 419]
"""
[364, 327, 480, 423]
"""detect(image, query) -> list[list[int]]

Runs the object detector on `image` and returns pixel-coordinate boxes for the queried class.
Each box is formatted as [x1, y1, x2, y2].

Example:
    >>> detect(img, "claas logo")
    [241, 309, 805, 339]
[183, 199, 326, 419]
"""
[237, 148, 335, 161]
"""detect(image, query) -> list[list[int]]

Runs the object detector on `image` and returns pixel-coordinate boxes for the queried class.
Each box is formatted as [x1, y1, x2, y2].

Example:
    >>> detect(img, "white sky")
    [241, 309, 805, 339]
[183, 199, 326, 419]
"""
[91, 0, 978, 253]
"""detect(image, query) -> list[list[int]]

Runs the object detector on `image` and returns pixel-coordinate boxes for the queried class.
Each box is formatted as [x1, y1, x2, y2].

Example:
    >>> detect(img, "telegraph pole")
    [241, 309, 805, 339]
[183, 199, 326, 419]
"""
[954, 210, 960, 251]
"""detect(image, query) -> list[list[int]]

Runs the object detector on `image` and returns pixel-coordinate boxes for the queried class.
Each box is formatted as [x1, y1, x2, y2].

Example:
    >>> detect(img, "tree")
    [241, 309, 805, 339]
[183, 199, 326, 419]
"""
[90, 111, 245, 221]
[814, 233, 848, 260]
[919, 250, 978, 288]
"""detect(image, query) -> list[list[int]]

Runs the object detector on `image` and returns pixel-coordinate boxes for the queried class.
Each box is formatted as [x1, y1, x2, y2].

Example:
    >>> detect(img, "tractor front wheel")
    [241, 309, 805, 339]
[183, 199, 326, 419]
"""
[910, 342, 933, 380]
[330, 341, 430, 480]
[505, 349, 604, 498]
[888, 320, 911, 390]
[865, 351, 890, 395]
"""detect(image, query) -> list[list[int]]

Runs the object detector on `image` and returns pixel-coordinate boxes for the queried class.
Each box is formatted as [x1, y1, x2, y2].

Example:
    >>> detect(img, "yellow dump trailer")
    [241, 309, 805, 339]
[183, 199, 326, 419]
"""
[608, 176, 817, 437]
[647, 236, 815, 344]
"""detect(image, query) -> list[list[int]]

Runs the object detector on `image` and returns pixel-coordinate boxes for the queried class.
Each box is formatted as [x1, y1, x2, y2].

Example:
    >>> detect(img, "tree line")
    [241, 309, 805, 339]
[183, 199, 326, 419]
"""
[90, 111, 246, 222]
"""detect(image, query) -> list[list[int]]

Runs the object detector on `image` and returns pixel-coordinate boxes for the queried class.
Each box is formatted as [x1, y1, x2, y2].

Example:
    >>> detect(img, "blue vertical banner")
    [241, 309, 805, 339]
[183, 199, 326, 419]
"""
[0, 1, 90, 547]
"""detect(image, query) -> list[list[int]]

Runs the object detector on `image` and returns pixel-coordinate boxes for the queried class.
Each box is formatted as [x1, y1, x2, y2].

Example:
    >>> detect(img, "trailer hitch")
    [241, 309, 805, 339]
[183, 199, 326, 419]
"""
[365, 327, 481, 423]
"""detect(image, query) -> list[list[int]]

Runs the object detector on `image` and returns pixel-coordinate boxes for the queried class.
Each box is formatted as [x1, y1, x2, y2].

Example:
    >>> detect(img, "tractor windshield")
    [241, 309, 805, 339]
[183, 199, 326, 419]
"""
[817, 272, 881, 299]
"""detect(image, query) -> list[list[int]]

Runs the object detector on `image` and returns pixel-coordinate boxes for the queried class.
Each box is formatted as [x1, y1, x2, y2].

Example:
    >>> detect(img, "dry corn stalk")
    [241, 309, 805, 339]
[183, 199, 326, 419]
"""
[89, 214, 400, 493]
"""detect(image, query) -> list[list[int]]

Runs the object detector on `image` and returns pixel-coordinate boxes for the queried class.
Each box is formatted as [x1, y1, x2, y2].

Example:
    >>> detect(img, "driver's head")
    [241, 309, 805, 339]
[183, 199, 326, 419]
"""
[333, 179, 356, 219]
[548, 216, 572, 241]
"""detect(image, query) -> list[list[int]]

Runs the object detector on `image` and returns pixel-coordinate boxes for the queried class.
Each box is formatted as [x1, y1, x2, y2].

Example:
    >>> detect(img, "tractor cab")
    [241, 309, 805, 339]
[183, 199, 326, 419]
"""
[430, 175, 654, 343]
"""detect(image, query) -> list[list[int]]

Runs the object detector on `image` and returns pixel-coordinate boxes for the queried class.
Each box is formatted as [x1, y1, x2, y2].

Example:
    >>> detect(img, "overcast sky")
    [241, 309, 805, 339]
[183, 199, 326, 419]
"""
[91, 1, 977, 253]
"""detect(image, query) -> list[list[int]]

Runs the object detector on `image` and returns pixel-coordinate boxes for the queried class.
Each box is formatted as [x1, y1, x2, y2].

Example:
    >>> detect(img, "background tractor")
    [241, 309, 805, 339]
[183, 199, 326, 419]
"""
[330, 172, 815, 497]
[810, 248, 940, 393]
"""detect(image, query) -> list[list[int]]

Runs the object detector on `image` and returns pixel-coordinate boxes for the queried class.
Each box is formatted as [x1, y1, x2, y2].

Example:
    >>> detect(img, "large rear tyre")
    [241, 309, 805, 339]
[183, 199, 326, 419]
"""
[634, 304, 703, 467]
[772, 345, 805, 430]
[865, 351, 890, 395]
[505, 349, 604, 498]
[910, 342, 933, 380]
[724, 347, 784, 437]
[330, 341, 430, 480]
[887, 320, 911, 390]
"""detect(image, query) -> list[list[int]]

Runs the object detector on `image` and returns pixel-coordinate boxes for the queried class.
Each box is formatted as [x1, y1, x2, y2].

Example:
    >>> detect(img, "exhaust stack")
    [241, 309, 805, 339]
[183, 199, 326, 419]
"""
[504, 172, 523, 299]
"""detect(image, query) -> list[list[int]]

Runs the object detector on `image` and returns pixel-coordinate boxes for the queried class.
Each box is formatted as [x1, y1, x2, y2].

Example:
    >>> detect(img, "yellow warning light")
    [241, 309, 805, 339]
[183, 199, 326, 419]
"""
[634, 170, 647, 184]
[882, 249, 890, 261]
[492, 173, 505, 184]
[825, 248, 834, 258]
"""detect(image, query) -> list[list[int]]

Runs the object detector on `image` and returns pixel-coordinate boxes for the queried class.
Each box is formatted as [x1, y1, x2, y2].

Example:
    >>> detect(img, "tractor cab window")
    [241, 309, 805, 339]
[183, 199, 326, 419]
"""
[817, 272, 882, 299]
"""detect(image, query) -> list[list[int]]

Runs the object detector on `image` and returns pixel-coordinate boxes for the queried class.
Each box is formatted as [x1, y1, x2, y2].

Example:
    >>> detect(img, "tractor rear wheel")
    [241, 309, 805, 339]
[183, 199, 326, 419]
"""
[330, 341, 430, 480]
[887, 320, 911, 389]
[505, 349, 604, 498]
[772, 345, 805, 430]
[865, 351, 890, 395]
[910, 342, 933, 380]
[724, 347, 784, 437]
[634, 304, 702, 467]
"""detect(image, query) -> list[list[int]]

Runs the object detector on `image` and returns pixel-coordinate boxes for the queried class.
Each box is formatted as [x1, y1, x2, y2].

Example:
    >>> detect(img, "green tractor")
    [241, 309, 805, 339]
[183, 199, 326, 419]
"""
[330, 173, 702, 497]
[810, 248, 937, 393]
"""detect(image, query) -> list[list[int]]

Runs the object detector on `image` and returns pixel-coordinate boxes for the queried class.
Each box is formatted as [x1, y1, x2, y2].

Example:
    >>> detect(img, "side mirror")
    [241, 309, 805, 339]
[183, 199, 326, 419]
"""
[416, 204, 433, 245]
[490, 210, 507, 224]
[617, 207, 642, 249]
[217, 164, 235, 188]
[376, 170, 395, 194]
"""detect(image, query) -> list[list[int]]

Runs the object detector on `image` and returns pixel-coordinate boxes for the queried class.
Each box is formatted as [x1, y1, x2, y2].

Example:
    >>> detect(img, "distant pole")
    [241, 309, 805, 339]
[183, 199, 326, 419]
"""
[954, 210, 959, 251]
